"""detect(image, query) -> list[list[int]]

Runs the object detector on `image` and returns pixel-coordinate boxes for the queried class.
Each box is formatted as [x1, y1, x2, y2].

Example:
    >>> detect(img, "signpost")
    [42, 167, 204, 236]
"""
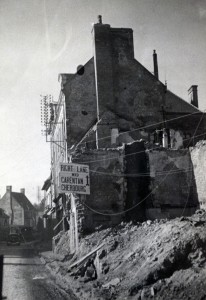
[58, 163, 90, 195]
[58, 163, 90, 253]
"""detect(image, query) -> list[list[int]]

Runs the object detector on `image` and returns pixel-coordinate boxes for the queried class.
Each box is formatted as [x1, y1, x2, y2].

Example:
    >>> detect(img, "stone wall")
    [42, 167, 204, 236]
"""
[62, 22, 206, 152]
[63, 58, 97, 148]
[72, 143, 206, 230]
[73, 147, 126, 232]
[146, 148, 199, 219]
[190, 141, 206, 210]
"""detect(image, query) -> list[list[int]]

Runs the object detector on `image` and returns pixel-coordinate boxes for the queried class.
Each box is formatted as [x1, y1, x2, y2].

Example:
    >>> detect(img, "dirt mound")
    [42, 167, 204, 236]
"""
[53, 230, 70, 256]
[48, 210, 206, 300]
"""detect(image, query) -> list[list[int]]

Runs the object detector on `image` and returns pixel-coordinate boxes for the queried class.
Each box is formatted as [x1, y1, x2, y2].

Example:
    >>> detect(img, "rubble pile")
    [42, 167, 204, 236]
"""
[41, 210, 206, 300]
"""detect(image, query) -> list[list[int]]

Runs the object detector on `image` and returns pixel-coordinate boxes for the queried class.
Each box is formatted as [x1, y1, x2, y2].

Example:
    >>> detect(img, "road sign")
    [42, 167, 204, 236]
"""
[58, 163, 90, 195]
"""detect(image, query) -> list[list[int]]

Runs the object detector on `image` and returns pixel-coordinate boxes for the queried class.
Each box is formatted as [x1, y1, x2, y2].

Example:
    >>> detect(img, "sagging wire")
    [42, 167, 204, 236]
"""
[78, 131, 206, 165]
[77, 110, 203, 146]
[80, 111, 205, 217]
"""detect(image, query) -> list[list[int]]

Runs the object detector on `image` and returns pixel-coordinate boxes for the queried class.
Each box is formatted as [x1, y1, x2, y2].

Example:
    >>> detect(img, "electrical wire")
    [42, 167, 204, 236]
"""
[80, 111, 205, 217]
[89, 167, 194, 177]
[77, 110, 203, 146]
[77, 131, 206, 165]
[81, 162, 174, 216]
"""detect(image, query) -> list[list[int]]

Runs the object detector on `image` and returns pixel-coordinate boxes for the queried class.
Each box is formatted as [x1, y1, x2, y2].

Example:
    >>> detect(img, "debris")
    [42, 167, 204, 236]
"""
[43, 215, 206, 300]
[67, 242, 105, 272]
[102, 278, 120, 289]
[109, 240, 118, 252]
[150, 286, 156, 296]
[99, 249, 107, 259]
[84, 259, 97, 282]
[102, 264, 110, 275]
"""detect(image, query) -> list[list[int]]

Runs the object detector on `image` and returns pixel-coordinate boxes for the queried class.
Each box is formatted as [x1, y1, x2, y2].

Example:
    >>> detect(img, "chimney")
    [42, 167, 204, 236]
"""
[6, 186, 12, 193]
[188, 85, 198, 108]
[20, 188, 25, 195]
[98, 15, 102, 24]
[92, 19, 134, 147]
[153, 50, 159, 79]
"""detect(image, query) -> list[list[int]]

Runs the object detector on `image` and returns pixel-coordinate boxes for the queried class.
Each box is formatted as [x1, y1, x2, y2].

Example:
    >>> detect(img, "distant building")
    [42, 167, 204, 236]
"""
[0, 186, 36, 228]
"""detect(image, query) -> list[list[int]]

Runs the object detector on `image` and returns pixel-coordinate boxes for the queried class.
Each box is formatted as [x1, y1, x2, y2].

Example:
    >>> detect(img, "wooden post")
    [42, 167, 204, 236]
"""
[70, 194, 79, 253]
[73, 194, 79, 252]
[69, 211, 75, 254]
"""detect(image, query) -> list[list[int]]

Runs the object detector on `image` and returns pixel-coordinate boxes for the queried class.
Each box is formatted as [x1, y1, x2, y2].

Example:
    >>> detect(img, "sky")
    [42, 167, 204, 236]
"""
[0, 0, 206, 203]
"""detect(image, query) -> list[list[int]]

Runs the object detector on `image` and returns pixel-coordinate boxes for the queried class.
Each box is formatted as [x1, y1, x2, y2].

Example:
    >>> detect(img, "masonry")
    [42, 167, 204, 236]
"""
[49, 17, 206, 234]
[73, 147, 126, 232]
[146, 148, 198, 219]
[70, 141, 202, 232]
[190, 141, 206, 210]
[57, 18, 206, 155]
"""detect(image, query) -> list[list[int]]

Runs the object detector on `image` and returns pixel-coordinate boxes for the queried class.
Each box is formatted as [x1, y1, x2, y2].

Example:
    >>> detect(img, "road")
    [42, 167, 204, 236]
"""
[0, 242, 72, 300]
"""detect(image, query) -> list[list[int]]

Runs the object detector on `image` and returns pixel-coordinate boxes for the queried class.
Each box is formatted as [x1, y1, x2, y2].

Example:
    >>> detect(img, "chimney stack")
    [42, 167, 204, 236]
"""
[98, 15, 102, 24]
[153, 50, 159, 80]
[188, 85, 198, 108]
[20, 188, 25, 195]
[6, 186, 12, 193]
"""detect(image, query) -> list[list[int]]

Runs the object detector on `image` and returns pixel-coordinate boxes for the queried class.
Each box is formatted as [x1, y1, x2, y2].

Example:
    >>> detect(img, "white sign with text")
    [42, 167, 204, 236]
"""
[58, 163, 90, 195]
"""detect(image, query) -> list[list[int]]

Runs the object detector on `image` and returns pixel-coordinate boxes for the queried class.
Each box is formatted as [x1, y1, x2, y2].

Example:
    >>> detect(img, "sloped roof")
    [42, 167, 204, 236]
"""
[166, 90, 201, 113]
[60, 57, 94, 90]
[11, 192, 36, 211]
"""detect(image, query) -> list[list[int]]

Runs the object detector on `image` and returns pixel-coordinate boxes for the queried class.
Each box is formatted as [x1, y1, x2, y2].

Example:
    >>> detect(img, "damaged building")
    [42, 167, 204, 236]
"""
[46, 16, 206, 234]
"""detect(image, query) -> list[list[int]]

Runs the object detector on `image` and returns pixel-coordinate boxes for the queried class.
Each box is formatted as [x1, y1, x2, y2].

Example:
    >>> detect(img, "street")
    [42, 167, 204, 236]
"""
[0, 242, 71, 300]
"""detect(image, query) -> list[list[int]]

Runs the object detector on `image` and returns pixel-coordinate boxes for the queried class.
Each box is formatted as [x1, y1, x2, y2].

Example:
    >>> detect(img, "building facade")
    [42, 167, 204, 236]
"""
[42, 175, 56, 235]
[0, 186, 36, 228]
[45, 17, 205, 234]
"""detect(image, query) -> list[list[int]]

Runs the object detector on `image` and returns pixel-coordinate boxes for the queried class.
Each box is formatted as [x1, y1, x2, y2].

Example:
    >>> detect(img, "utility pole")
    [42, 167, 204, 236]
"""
[67, 156, 79, 253]
[70, 194, 79, 253]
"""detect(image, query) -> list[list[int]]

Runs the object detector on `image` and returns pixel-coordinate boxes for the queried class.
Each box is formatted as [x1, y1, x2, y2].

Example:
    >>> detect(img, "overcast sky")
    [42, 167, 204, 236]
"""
[0, 0, 206, 203]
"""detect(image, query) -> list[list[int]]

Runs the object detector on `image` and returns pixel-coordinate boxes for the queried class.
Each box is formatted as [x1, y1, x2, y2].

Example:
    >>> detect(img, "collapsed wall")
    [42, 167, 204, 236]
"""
[70, 141, 206, 233]
[146, 148, 199, 219]
[73, 147, 126, 232]
[190, 141, 206, 210]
